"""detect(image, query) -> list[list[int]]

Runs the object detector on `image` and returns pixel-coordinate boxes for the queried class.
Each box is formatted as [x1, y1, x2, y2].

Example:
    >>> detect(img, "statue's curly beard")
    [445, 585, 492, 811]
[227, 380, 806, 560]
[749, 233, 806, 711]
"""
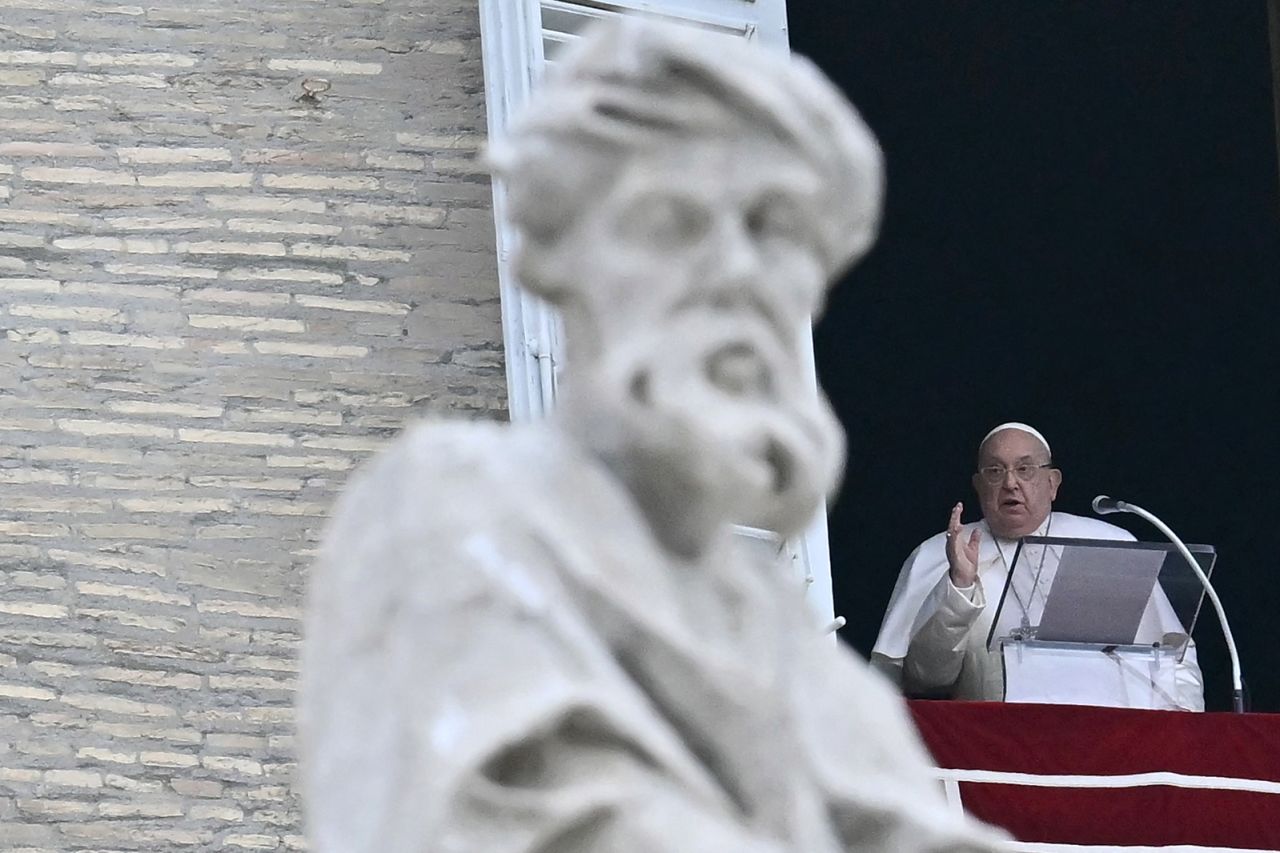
[566, 313, 845, 559]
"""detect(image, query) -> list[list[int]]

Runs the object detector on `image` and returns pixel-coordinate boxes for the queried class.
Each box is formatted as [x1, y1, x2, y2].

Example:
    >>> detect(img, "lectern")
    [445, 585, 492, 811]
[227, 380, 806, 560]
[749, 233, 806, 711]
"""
[986, 536, 1215, 709]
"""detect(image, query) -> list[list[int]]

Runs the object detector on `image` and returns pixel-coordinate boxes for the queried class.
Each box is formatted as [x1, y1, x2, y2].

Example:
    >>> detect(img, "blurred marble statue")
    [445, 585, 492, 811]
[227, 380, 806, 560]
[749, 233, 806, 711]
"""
[300, 17, 1003, 853]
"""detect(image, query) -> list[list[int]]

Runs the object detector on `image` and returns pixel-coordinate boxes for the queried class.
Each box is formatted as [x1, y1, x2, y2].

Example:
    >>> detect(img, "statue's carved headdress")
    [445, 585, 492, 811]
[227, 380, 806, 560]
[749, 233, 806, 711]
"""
[490, 17, 884, 306]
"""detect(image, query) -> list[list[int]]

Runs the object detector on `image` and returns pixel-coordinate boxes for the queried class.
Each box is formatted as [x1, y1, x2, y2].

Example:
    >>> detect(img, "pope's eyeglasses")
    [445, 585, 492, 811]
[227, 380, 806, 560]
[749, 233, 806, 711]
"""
[977, 462, 1053, 485]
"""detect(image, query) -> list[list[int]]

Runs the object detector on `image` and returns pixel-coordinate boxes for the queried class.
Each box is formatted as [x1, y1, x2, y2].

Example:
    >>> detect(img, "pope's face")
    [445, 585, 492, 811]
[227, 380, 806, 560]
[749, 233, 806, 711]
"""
[972, 430, 1061, 539]
[521, 136, 845, 541]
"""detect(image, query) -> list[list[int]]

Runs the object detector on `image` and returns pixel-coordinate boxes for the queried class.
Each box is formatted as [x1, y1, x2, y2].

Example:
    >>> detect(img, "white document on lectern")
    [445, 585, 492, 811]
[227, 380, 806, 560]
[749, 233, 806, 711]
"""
[1036, 543, 1166, 645]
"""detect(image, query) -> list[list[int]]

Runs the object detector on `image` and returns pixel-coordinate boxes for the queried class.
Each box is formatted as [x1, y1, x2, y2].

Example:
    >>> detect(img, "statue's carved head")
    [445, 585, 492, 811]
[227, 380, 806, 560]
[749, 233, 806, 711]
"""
[491, 18, 884, 555]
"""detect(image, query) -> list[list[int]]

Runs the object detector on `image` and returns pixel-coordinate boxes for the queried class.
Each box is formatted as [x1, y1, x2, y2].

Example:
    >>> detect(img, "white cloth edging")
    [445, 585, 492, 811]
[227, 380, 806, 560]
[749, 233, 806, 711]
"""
[1002, 842, 1279, 853]
[933, 767, 1280, 796]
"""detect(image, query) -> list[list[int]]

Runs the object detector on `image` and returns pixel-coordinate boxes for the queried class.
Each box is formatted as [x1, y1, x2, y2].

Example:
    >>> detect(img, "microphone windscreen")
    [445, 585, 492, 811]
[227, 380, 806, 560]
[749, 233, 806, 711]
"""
[1092, 495, 1121, 515]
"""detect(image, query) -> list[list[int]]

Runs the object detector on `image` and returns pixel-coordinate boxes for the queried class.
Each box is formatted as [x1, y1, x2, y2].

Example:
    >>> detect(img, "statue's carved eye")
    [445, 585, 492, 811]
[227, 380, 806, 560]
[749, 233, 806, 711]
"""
[744, 194, 803, 243]
[704, 343, 772, 398]
[615, 192, 709, 249]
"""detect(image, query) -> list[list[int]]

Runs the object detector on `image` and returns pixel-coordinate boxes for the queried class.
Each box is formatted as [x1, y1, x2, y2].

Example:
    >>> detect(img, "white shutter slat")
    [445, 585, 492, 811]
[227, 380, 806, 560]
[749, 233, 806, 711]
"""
[541, 0, 754, 42]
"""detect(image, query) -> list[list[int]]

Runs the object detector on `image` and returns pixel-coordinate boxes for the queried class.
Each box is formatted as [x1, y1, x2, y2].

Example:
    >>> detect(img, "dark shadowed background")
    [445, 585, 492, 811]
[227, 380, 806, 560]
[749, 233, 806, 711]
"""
[788, 1, 1280, 711]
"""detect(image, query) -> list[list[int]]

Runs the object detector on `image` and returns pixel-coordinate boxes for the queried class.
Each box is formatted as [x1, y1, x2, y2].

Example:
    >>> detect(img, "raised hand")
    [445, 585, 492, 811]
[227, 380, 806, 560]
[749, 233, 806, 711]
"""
[945, 502, 981, 588]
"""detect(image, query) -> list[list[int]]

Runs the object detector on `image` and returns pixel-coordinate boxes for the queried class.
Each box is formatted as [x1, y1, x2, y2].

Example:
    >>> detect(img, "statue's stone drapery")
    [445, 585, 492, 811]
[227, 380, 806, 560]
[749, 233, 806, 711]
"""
[300, 18, 1005, 852]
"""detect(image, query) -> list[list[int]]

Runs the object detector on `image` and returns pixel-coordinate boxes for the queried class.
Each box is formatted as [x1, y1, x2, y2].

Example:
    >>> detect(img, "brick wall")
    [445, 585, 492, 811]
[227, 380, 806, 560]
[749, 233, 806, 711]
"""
[0, 1, 503, 848]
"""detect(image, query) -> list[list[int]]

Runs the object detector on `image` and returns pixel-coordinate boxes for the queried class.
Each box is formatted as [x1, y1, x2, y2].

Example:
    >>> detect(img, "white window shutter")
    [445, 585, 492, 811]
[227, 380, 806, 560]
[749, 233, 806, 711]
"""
[478, 0, 839, 627]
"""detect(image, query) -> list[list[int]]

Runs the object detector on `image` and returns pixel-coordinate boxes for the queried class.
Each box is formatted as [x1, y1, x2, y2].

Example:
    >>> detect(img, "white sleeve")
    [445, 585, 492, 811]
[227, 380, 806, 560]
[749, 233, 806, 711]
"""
[902, 573, 987, 697]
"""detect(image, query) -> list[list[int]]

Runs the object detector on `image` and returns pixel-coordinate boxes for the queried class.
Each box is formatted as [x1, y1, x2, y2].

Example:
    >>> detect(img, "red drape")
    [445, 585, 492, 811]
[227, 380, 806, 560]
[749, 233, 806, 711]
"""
[909, 700, 1280, 848]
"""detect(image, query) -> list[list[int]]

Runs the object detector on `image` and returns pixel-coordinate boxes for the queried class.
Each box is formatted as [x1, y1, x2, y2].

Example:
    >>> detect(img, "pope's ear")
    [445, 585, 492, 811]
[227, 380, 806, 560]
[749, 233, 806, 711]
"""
[971, 472, 982, 494]
[1048, 467, 1063, 498]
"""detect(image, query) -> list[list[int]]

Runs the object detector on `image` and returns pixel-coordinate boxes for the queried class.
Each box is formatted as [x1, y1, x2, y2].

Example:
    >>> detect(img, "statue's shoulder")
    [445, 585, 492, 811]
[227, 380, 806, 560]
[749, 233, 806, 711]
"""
[347, 419, 570, 503]
[315, 420, 597, 617]
[385, 417, 543, 469]
[324, 419, 618, 559]
[316, 418, 655, 636]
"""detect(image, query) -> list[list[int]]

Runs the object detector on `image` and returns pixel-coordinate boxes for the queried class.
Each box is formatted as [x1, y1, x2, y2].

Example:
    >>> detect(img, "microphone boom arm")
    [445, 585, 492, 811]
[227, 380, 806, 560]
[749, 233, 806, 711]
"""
[1096, 497, 1245, 712]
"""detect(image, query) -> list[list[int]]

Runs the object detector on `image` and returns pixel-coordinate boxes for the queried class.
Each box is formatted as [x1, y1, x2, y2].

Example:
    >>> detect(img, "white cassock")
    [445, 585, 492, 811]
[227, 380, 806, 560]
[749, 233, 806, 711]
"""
[871, 511, 1204, 711]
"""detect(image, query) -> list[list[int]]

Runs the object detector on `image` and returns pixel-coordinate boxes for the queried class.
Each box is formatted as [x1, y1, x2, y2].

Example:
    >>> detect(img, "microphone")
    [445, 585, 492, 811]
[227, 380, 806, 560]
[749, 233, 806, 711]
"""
[1092, 494, 1246, 712]
[1091, 495, 1125, 515]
